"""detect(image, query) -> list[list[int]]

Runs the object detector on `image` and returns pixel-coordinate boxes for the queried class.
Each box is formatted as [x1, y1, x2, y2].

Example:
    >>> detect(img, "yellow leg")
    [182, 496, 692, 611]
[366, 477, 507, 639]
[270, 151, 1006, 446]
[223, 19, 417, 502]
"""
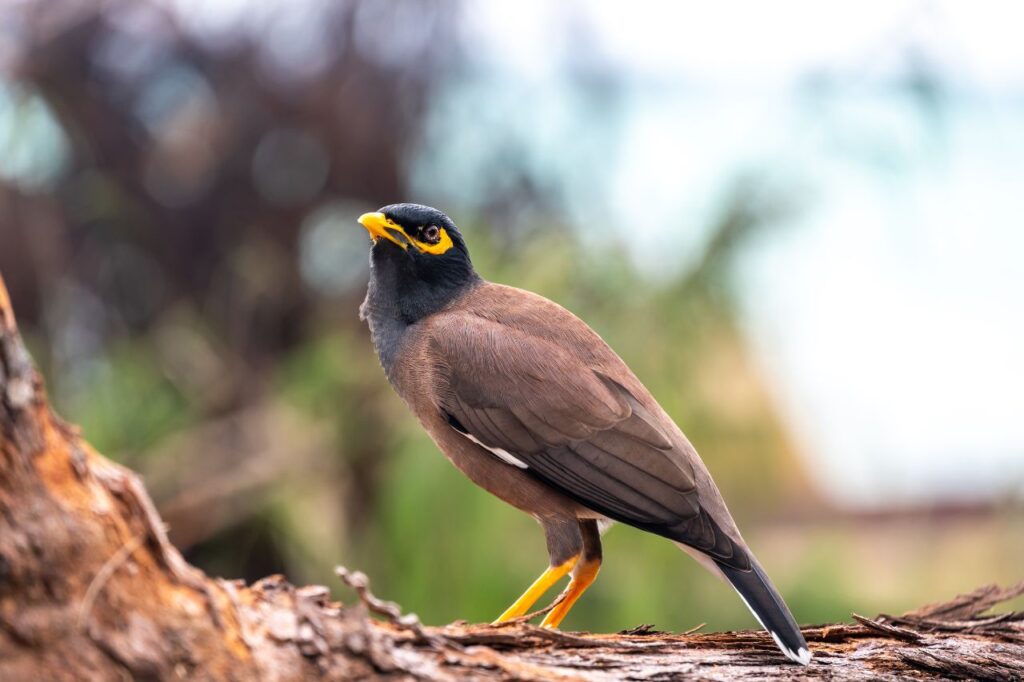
[493, 557, 577, 624]
[540, 557, 600, 628]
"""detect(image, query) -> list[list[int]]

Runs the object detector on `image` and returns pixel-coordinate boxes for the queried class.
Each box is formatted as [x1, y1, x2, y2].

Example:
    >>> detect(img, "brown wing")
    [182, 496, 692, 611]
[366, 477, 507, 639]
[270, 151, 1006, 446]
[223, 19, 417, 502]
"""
[430, 311, 748, 566]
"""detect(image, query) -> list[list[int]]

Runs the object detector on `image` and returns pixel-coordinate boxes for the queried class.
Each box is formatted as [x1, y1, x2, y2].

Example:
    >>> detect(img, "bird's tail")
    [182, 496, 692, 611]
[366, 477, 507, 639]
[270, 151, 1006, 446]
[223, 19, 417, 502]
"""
[715, 556, 811, 665]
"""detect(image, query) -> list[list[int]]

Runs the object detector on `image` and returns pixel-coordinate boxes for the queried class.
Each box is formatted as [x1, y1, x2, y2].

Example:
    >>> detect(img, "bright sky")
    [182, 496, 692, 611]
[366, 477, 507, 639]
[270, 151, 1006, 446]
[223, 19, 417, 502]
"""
[465, 1, 1024, 87]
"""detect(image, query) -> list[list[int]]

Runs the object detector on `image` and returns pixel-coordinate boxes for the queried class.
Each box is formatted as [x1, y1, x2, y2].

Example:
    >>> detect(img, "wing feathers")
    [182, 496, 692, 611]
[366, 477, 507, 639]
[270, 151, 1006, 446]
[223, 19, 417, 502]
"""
[613, 403, 674, 450]
[589, 428, 694, 490]
[484, 407, 542, 452]
[432, 309, 746, 567]
[509, 404, 574, 444]
[569, 440, 694, 520]
[530, 448, 671, 522]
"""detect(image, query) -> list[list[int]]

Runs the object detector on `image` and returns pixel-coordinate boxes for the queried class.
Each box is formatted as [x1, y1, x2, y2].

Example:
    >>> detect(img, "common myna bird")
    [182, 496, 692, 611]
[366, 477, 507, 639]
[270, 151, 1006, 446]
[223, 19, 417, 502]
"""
[357, 203, 811, 665]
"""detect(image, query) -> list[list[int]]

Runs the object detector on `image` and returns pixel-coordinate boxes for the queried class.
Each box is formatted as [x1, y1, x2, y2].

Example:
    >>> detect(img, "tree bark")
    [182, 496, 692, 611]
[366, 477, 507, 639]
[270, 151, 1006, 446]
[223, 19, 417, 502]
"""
[0, 272, 1021, 681]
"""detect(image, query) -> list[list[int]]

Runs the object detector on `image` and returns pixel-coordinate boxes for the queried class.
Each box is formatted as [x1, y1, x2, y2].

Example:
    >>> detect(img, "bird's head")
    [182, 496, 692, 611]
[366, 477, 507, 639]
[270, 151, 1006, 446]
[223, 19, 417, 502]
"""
[358, 203, 479, 322]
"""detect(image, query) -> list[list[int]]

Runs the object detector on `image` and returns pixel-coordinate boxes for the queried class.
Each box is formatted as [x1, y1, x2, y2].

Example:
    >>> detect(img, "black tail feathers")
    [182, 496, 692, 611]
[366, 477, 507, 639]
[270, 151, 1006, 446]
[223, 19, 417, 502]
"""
[716, 556, 811, 665]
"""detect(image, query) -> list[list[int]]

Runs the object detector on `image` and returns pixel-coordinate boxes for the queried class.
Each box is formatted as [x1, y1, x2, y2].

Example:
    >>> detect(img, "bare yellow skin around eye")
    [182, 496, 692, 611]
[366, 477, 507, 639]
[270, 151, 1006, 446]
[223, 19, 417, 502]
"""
[410, 227, 454, 255]
[357, 212, 455, 255]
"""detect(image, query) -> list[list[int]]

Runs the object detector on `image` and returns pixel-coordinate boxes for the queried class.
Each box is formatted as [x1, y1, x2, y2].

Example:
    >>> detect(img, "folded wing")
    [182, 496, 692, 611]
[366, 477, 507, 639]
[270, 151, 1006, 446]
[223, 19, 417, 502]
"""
[431, 313, 748, 567]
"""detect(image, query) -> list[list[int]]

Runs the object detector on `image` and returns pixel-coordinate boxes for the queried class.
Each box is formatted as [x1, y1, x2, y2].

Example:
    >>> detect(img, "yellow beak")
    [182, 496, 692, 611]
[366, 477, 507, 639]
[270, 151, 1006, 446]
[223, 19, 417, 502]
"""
[358, 212, 408, 249]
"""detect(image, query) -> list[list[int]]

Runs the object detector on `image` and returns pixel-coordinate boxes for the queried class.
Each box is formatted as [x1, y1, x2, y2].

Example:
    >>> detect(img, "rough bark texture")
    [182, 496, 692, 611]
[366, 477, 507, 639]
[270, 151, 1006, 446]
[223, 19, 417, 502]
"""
[0, 271, 1022, 681]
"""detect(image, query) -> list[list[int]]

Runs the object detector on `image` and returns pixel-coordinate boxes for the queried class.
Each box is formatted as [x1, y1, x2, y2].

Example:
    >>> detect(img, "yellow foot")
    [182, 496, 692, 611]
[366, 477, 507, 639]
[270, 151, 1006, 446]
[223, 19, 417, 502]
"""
[493, 557, 577, 624]
[539, 557, 601, 629]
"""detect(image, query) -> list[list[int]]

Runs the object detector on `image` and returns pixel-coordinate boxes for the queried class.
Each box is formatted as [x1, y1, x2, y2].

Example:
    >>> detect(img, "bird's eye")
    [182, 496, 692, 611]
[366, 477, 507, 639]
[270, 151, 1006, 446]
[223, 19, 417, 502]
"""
[423, 225, 441, 244]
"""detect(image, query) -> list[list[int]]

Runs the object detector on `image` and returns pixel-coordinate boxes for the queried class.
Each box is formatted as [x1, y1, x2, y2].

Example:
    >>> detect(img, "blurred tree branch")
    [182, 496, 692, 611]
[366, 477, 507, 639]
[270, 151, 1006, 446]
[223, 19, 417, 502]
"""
[0, 0, 461, 583]
[1, 271, 1023, 679]
[2, 0, 459, 373]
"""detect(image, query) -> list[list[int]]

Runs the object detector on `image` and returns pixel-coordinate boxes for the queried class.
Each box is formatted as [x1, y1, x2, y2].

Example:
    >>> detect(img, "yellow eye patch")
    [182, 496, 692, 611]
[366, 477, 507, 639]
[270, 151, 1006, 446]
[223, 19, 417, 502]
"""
[409, 227, 454, 255]
[357, 212, 455, 255]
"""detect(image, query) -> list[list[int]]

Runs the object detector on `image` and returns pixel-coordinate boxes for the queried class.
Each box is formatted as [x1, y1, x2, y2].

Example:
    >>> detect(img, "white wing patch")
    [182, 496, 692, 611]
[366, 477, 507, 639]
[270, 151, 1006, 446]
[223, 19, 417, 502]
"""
[458, 431, 528, 469]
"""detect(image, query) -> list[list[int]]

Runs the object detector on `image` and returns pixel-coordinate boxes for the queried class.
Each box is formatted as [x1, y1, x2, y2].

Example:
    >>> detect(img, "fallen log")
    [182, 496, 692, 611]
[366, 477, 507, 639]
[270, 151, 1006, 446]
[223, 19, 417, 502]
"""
[0, 272, 1021, 680]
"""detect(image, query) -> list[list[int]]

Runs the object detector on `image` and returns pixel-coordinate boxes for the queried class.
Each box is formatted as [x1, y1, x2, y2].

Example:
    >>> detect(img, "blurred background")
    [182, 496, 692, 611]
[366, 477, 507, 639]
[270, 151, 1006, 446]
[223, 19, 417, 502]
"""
[1, 0, 1022, 632]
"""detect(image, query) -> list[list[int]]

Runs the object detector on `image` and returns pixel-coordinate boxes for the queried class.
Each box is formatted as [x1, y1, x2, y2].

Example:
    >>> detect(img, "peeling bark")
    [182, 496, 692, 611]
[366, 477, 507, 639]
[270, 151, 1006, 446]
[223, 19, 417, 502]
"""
[0, 272, 1022, 681]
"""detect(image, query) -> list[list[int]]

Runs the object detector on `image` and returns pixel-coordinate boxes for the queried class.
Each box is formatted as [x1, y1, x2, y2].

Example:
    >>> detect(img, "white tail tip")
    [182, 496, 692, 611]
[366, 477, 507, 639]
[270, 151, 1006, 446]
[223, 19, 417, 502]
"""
[770, 631, 813, 665]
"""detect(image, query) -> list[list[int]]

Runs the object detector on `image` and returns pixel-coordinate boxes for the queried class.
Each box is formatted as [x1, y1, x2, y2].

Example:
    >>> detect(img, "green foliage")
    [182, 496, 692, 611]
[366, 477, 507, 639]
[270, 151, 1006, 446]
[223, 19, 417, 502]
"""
[65, 342, 193, 459]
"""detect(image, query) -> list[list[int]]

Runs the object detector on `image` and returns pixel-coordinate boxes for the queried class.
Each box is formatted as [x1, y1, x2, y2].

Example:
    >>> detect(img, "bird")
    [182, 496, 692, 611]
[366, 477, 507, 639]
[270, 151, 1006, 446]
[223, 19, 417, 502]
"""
[356, 203, 811, 665]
